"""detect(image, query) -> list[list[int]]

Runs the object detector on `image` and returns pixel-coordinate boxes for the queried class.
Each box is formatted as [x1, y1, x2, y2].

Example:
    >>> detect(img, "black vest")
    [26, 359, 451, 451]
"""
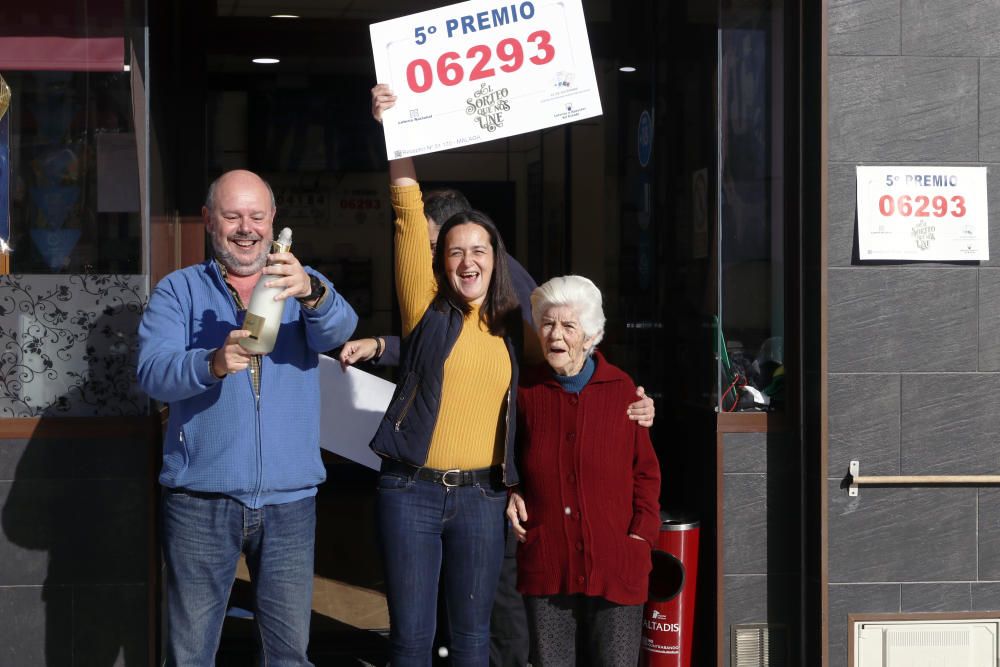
[369, 299, 521, 486]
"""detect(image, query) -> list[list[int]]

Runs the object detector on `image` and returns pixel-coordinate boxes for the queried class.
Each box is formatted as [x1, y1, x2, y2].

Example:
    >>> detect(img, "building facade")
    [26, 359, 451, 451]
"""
[1, 0, 998, 665]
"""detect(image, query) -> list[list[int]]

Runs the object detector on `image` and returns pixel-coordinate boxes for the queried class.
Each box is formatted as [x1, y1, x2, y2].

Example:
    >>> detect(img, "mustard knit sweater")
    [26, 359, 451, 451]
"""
[392, 183, 511, 470]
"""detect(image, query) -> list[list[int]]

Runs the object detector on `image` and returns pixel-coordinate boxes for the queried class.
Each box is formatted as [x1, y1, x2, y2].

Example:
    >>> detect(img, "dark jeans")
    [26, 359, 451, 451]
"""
[490, 523, 530, 667]
[377, 472, 507, 666]
[161, 490, 316, 667]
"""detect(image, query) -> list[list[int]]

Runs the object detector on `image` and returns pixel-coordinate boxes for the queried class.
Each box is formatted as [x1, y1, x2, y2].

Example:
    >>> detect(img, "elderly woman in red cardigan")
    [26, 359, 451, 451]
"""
[506, 275, 661, 666]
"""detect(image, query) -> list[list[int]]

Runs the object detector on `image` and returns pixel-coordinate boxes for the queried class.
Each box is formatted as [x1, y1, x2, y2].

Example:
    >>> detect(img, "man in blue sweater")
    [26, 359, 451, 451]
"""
[137, 169, 358, 666]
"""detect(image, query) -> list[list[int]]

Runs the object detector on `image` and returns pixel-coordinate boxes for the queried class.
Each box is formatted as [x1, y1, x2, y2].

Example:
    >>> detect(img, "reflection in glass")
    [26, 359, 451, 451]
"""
[7, 71, 139, 274]
[717, 1, 785, 411]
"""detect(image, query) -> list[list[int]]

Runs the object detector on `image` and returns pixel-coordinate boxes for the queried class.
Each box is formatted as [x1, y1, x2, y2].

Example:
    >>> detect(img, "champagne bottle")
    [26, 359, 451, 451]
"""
[239, 227, 292, 355]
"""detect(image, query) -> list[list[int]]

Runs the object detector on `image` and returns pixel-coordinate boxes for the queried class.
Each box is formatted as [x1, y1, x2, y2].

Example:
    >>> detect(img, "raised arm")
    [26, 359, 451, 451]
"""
[374, 84, 437, 335]
[391, 182, 437, 335]
[373, 84, 417, 189]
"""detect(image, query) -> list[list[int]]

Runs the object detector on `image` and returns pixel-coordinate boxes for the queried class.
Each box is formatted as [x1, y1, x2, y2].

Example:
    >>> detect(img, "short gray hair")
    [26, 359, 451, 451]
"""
[204, 172, 277, 211]
[530, 275, 606, 352]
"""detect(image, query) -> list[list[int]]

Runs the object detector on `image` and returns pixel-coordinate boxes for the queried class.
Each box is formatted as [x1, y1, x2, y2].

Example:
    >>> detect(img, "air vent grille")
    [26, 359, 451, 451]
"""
[887, 628, 969, 648]
[854, 619, 999, 666]
[731, 623, 787, 667]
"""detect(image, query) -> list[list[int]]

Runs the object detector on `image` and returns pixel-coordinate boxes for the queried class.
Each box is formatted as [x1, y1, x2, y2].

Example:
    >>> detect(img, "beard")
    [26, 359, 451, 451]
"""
[212, 231, 271, 276]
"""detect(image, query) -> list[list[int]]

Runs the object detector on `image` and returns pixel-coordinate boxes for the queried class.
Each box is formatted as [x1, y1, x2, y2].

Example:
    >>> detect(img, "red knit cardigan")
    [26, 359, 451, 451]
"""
[515, 351, 661, 606]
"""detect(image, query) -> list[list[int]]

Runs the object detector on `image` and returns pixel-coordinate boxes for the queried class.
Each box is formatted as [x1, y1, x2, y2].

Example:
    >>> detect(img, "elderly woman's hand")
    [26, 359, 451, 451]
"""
[627, 386, 656, 428]
[506, 489, 528, 542]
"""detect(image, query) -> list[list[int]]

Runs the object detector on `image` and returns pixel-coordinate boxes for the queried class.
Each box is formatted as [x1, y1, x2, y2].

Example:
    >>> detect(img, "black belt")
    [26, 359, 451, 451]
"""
[381, 459, 502, 488]
[164, 487, 233, 501]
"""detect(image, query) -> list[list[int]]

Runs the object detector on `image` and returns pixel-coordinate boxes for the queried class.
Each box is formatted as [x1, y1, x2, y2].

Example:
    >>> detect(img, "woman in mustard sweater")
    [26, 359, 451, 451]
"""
[367, 84, 523, 666]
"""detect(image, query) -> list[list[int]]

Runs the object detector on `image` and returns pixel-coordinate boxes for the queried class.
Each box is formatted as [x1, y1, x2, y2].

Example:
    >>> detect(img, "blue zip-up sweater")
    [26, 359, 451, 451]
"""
[369, 298, 522, 486]
[137, 260, 358, 508]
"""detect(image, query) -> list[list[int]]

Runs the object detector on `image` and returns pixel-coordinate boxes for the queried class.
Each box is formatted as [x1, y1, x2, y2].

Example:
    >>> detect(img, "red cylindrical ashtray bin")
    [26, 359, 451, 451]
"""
[639, 514, 699, 666]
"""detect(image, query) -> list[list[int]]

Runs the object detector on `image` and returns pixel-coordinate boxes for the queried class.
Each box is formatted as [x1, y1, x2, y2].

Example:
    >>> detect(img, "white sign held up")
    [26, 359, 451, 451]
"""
[370, 0, 602, 159]
[856, 166, 989, 261]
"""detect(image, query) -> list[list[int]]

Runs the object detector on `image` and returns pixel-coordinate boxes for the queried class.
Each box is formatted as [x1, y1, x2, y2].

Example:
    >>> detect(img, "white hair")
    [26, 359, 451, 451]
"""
[530, 275, 606, 353]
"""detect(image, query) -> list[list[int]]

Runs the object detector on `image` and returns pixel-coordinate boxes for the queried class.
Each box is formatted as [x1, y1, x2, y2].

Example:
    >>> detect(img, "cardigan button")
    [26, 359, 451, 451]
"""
[566, 432, 576, 442]
[577, 575, 585, 584]
[569, 395, 579, 405]
[564, 506, 572, 515]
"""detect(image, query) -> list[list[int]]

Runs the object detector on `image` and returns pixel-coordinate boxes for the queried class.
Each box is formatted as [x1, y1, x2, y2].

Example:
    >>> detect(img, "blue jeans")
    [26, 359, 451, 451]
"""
[377, 472, 507, 666]
[160, 490, 316, 667]
[490, 522, 529, 667]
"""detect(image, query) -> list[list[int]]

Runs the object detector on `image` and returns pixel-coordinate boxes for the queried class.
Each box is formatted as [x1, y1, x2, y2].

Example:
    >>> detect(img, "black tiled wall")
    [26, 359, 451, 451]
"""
[721, 432, 798, 666]
[827, 1, 1000, 665]
[0, 437, 150, 665]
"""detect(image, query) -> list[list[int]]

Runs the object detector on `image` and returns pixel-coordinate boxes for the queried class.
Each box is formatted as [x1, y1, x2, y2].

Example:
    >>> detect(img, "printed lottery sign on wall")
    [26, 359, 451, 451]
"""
[370, 0, 602, 159]
[856, 166, 989, 260]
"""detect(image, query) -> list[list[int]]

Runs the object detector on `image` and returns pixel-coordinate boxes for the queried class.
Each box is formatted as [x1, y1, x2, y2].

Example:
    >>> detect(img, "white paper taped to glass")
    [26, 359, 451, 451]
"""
[370, 0, 603, 159]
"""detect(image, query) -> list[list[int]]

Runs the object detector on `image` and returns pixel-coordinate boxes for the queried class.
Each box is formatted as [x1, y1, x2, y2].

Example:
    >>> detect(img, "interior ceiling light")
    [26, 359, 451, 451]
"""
[253, 57, 280, 64]
[619, 66, 637, 73]
[270, 14, 299, 18]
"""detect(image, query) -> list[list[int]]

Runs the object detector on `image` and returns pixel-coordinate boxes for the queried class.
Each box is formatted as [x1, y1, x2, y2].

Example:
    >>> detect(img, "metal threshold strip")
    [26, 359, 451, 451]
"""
[847, 460, 1000, 496]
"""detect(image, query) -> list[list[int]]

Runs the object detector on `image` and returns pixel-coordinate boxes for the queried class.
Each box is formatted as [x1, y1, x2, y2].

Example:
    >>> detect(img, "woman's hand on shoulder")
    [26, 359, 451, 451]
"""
[627, 386, 656, 428]
[506, 489, 528, 542]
